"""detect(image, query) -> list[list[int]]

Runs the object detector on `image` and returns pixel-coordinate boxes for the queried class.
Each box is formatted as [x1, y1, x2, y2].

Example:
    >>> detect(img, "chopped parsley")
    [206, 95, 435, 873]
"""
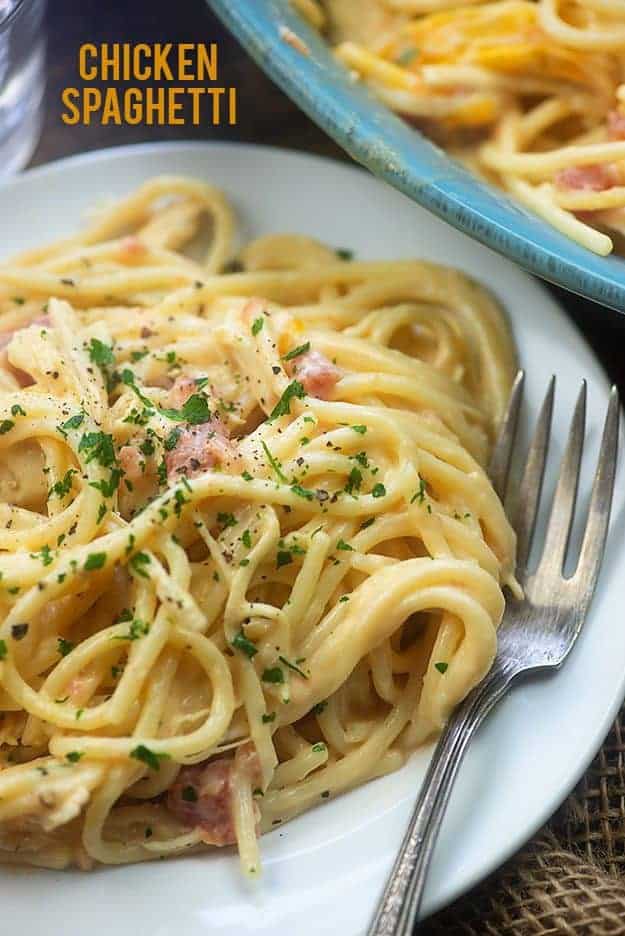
[242, 529, 252, 549]
[114, 619, 149, 641]
[335, 248, 354, 261]
[65, 751, 84, 763]
[163, 427, 181, 451]
[312, 701, 327, 716]
[130, 744, 171, 771]
[434, 661, 449, 674]
[262, 667, 285, 684]
[269, 380, 305, 421]
[411, 477, 426, 505]
[276, 550, 293, 569]
[232, 631, 258, 659]
[345, 467, 362, 495]
[282, 341, 310, 362]
[0, 420, 14, 435]
[351, 425, 367, 434]
[84, 552, 106, 571]
[290, 483, 315, 501]
[57, 412, 85, 438]
[11, 404, 26, 417]
[336, 539, 354, 551]
[262, 712, 276, 724]
[49, 469, 77, 500]
[371, 483, 386, 498]
[181, 785, 198, 802]
[217, 511, 236, 529]
[312, 742, 326, 753]
[88, 337, 115, 368]
[261, 440, 288, 483]
[57, 637, 74, 657]
[78, 431, 116, 467]
[0, 640, 7, 660]
[251, 317, 264, 336]
[129, 552, 151, 578]
[160, 393, 212, 425]
[89, 468, 122, 498]
[32, 544, 54, 566]
[139, 437, 155, 457]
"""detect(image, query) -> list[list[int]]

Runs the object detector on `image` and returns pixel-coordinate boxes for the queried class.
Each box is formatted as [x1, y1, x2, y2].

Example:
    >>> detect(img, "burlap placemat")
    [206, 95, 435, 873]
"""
[421, 709, 625, 934]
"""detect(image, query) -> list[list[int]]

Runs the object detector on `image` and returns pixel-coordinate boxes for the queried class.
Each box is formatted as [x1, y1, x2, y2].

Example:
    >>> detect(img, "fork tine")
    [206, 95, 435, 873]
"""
[515, 376, 556, 569]
[573, 386, 619, 596]
[536, 382, 587, 576]
[489, 370, 525, 500]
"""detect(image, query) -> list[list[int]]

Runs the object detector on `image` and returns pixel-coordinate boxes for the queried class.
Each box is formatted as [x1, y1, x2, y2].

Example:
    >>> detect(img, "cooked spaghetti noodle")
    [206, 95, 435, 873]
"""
[0, 176, 517, 873]
[319, 0, 625, 256]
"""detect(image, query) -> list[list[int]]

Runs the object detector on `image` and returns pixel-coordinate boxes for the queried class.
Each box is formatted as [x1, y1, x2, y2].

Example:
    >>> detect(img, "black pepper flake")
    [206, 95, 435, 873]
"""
[11, 624, 28, 640]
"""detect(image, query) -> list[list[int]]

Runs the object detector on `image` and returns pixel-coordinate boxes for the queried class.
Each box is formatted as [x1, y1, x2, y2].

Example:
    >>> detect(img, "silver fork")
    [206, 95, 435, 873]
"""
[368, 373, 620, 936]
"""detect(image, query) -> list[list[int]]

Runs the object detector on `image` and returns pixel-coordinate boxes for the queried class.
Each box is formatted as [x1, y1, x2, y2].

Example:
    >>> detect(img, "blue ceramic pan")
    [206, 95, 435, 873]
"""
[210, 0, 625, 313]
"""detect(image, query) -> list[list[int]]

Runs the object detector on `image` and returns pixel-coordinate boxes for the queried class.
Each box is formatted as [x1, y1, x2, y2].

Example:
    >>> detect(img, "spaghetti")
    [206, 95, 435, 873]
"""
[0, 176, 517, 873]
[321, 0, 625, 256]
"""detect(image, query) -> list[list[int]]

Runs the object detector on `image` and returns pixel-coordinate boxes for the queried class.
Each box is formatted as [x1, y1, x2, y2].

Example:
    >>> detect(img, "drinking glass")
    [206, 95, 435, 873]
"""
[0, 0, 46, 174]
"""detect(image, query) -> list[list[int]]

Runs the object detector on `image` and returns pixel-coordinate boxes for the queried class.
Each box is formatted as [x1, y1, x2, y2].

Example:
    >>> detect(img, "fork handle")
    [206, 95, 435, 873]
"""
[367, 669, 513, 936]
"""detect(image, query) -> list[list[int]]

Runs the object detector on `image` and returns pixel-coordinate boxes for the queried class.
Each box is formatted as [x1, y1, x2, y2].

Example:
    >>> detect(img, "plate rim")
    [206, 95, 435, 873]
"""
[0, 140, 622, 929]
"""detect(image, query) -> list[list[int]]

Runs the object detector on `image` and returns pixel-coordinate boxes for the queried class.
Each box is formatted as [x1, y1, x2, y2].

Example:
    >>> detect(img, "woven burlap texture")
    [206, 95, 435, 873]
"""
[420, 710, 625, 935]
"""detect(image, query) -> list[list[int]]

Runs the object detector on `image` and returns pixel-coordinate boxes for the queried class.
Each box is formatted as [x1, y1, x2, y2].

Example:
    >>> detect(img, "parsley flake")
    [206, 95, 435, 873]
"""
[269, 380, 305, 421]
[130, 745, 171, 771]
[282, 342, 310, 362]
[262, 667, 285, 684]
[84, 552, 106, 571]
[232, 631, 258, 659]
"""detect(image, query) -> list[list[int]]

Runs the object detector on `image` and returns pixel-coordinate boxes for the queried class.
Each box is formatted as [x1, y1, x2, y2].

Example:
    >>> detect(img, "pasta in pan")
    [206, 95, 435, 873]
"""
[0, 176, 517, 873]
[316, 0, 625, 256]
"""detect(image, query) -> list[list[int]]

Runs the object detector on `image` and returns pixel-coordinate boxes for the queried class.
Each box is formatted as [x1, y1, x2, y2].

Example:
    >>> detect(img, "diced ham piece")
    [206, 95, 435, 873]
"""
[120, 236, 146, 260]
[555, 164, 616, 192]
[290, 349, 341, 400]
[608, 111, 625, 141]
[119, 444, 145, 483]
[0, 314, 50, 387]
[166, 375, 197, 409]
[167, 744, 261, 846]
[164, 418, 239, 482]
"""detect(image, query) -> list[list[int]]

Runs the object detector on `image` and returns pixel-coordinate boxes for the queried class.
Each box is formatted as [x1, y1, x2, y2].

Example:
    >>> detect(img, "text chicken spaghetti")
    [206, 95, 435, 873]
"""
[316, 0, 625, 256]
[0, 176, 517, 873]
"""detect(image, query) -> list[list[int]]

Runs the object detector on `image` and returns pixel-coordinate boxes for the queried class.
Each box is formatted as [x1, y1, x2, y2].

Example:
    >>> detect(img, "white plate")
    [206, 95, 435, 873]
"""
[0, 143, 623, 936]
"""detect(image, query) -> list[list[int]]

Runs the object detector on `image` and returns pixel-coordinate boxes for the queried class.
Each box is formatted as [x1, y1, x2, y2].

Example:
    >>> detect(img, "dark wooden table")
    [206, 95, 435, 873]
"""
[32, 0, 625, 928]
